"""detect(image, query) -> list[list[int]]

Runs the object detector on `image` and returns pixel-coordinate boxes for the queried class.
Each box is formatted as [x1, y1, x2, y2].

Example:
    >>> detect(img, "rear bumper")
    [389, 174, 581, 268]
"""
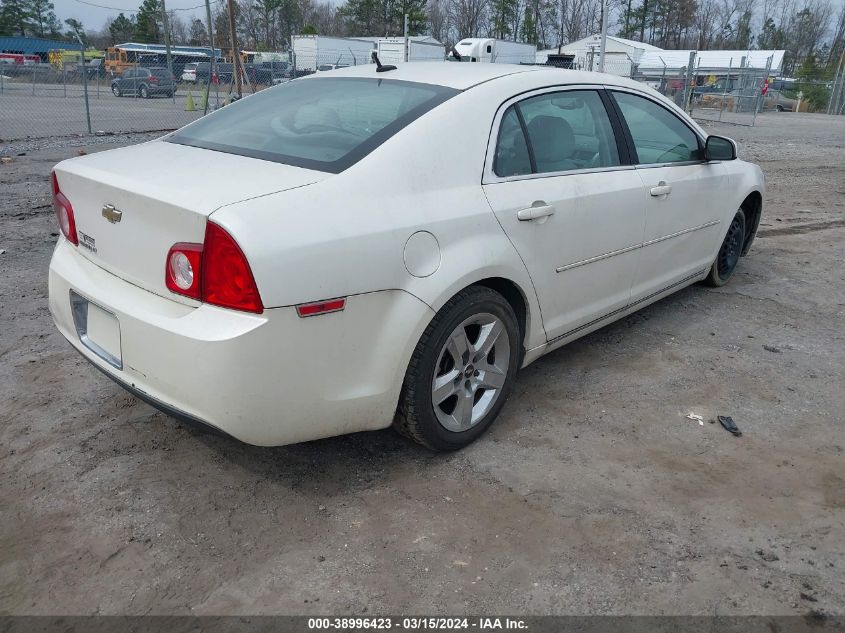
[49, 239, 434, 446]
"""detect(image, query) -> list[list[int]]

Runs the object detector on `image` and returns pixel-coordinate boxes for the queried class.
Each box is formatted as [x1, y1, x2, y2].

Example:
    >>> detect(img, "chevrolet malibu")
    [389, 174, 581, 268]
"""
[49, 63, 764, 450]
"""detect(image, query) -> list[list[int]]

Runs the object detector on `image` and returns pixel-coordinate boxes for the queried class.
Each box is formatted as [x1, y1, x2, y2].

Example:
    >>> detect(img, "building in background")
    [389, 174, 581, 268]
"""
[536, 35, 663, 74]
[0, 36, 74, 62]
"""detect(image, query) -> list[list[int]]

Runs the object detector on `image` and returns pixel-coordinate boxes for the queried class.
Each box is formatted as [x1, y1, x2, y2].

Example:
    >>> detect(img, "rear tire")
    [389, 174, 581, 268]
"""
[395, 286, 521, 451]
[704, 208, 746, 287]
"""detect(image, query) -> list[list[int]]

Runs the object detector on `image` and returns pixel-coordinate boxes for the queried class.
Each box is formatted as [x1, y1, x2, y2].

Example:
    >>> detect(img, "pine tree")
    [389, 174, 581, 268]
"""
[338, 0, 382, 35]
[490, 0, 517, 39]
[27, 0, 60, 37]
[390, 0, 427, 35]
[109, 12, 136, 43]
[0, 0, 30, 36]
[135, 0, 162, 43]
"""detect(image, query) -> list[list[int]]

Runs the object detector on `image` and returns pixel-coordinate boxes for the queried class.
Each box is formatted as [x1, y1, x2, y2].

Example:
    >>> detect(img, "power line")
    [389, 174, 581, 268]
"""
[71, 0, 214, 13]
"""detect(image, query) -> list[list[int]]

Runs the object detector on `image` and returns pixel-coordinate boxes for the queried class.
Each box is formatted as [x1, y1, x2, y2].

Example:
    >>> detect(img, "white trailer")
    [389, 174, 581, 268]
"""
[449, 38, 536, 64]
[376, 38, 445, 64]
[291, 35, 375, 73]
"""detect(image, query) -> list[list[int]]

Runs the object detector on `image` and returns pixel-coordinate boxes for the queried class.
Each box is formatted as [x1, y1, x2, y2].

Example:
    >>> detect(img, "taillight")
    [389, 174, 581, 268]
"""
[164, 222, 263, 314]
[149, 75, 158, 83]
[165, 243, 202, 300]
[51, 171, 78, 245]
[203, 222, 263, 313]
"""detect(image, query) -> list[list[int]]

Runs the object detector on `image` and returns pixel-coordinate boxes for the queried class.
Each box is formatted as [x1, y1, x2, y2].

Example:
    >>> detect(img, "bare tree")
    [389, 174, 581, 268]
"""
[448, 0, 488, 37]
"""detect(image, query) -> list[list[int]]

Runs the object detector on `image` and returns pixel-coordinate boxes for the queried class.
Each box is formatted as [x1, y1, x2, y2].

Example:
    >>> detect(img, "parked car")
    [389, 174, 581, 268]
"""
[181, 62, 199, 83]
[86, 58, 107, 79]
[195, 62, 233, 85]
[762, 90, 797, 112]
[111, 67, 176, 98]
[317, 63, 349, 72]
[696, 88, 796, 113]
[49, 64, 764, 450]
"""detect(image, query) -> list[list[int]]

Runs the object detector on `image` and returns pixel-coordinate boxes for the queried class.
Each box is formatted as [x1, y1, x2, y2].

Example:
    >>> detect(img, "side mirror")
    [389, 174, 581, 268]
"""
[705, 135, 737, 161]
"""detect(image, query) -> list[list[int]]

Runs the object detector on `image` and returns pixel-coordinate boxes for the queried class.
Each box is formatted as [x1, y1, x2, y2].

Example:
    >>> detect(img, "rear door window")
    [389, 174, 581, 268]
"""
[493, 89, 620, 177]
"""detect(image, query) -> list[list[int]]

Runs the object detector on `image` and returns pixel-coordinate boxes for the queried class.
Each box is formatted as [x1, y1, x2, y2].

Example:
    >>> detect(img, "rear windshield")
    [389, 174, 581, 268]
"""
[167, 77, 458, 173]
[150, 68, 172, 78]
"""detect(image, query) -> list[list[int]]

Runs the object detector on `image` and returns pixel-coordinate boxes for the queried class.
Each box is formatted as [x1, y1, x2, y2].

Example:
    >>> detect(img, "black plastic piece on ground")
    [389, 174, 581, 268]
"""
[718, 415, 742, 437]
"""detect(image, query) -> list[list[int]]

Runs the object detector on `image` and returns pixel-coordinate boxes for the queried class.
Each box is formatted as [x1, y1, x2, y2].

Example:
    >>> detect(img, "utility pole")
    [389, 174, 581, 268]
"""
[160, 0, 174, 99]
[404, 13, 409, 62]
[203, 0, 216, 114]
[828, 51, 844, 115]
[226, 0, 242, 97]
[598, 0, 609, 73]
[75, 33, 92, 134]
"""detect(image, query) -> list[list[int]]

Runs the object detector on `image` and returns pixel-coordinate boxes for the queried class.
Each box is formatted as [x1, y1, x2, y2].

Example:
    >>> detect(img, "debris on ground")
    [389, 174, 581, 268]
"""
[756, 548, 780, 562]
[686, 413, 705, 426]
[800, 592, 819, 602]
[763, 345, 782, 353]
[718, 415, 742, 436]
[1, 157, 12, 165]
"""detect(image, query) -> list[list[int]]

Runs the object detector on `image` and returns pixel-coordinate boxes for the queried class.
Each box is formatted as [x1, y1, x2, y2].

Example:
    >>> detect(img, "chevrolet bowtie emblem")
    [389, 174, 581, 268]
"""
[102, 204, 122, 223]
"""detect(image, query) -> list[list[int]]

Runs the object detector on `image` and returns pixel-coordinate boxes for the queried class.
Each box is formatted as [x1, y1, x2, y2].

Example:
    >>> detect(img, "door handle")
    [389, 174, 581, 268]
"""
[650, 181, 672, 197]
[517, 202, 555, 223]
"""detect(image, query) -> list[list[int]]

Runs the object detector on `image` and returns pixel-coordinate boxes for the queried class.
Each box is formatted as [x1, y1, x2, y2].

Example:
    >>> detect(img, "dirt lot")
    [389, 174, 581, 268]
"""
[1, 113, 844, 617]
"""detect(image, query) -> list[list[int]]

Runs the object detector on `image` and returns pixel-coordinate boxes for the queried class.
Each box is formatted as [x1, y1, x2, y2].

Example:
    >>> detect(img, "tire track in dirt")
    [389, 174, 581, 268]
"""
[757, 218, 845, 237]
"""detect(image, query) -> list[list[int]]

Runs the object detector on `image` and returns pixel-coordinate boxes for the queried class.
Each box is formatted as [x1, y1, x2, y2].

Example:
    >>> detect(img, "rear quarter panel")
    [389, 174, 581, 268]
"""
[210, 75, 549, 354]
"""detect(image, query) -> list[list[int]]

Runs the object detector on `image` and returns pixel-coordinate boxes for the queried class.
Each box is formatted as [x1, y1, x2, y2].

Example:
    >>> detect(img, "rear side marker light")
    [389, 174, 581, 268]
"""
[51, 171, 78, 245]
[296, 298, 346, 318]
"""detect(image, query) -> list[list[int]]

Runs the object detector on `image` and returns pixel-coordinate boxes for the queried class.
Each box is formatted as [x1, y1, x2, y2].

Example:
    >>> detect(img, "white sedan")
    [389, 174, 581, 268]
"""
[48, 63, 764, 450]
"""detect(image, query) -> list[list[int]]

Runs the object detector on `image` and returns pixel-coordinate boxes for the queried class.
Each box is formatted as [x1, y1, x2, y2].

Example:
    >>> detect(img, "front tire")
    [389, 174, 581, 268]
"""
[395, 286, 520, 451]
[140, 84, 149, 99]
[111, 84, 121, 97]
[704, 208, 746, 287]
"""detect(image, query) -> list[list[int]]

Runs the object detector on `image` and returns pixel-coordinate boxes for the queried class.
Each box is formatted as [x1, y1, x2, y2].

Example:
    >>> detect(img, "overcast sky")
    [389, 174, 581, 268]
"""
[57, 0, 229, 32]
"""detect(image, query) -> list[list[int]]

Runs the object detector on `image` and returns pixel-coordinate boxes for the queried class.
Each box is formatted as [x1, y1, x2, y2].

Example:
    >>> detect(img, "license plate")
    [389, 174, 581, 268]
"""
[70, 291, 122, 369]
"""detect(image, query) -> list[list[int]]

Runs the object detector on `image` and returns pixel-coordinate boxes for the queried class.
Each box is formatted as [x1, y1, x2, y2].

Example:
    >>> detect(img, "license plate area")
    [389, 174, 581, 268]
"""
[70, 290, 123, 369]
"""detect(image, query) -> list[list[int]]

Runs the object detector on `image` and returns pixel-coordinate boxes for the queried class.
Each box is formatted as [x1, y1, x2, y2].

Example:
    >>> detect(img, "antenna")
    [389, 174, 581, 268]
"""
[371, 52, 397, 73]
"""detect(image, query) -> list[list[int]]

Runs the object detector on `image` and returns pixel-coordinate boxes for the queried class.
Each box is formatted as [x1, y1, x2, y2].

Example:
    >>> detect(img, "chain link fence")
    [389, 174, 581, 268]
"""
[0, 48, 840, 141]
[629, 53, 776, 126]
[0, 48, 389, 142]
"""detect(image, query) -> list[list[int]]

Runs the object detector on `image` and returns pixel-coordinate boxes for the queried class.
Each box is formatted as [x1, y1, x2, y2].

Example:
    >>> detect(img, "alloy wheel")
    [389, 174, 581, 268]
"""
[431, 313, 511, 432]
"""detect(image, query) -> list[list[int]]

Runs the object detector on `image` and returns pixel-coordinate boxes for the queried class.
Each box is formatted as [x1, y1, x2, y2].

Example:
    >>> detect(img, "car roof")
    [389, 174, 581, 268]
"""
[303, 62, 648, 91]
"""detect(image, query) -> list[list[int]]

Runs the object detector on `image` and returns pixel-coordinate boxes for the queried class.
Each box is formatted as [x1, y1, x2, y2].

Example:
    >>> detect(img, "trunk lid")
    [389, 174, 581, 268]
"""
[55, 139, 328, 302]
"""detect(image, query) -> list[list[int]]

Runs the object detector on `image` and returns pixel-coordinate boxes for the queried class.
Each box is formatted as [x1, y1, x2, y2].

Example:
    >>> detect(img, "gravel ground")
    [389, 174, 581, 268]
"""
[1, 112, 844, 617]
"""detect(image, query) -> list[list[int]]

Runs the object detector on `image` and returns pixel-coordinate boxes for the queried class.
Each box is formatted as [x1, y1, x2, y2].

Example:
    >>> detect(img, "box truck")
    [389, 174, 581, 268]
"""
[376, 38, 445, 63]
[449, 38, 536, 64]
[291, 35, 376, 73]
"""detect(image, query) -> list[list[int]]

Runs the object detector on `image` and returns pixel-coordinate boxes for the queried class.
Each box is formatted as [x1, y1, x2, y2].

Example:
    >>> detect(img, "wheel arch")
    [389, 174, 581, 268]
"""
[739, 190, 762, 255]
[417, 273, 544, 361]
[473, 277, 529, 350]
